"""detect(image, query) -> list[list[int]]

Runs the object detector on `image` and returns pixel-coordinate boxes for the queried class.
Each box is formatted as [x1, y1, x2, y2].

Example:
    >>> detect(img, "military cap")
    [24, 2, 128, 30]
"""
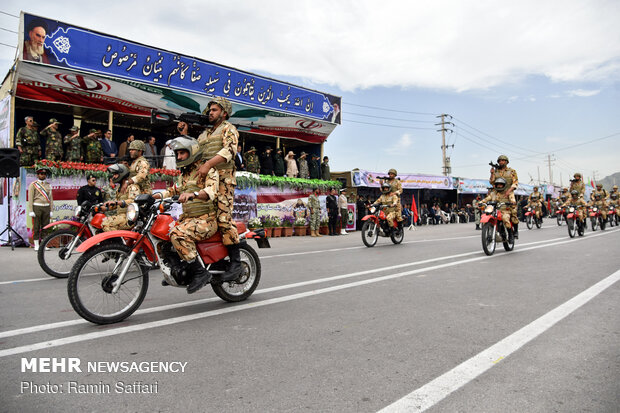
[69, 126, 79, 131]
[36, 166, 50, 174]
[129, 140, 146, 152]
[247, 146, 257, 152]
[264, 146, 272, 151]
[49, 118, 61, 124]
[497, 155, 509, 163]
[33, 121, 39, 127]
[89, 128, 97, 134]
[300, 151, 307, 157]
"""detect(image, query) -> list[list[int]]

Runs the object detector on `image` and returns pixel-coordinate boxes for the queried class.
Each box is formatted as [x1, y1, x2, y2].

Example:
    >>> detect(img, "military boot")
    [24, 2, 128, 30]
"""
[220, 244, 242, 282]
[186, 259, 212, 294]
[513, 223, 519, 239]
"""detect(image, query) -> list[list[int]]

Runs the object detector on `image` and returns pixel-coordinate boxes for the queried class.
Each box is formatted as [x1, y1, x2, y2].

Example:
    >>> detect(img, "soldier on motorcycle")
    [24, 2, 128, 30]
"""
[480, 177, 514, 238]
[489, 155, 519, 238]
[591, 183, 608, 200]
[101, 164, 141, 232]
[154, 136, 220, 294]
[527, 186, 544, 221]
[563, 189, 588, 223]
[588, 192, 608, 221]
[609, 185, 619, 200]
[385, 168, 403, 227]
[372, 182, 399, 228]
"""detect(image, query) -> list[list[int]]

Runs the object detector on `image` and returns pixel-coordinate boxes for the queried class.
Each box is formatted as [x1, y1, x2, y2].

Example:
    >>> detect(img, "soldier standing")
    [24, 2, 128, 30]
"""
[39, 118, 64, 161]
[308, 188, 322, 237]
[15, 116, 41, 166]
[569, 173, 585, 199]
[28, 167, 54, 250]
[386, 168, 403, 227]
[273, 148, 285, 176]
[156, 136, 220, 293]
[197, 97, 242, 280]
[309, 154, 321, 179]
[83, 129, 103, 163]
[244, 147, 260, 173]
[321, 156, 330, 180]
[64, 126, 82, 161]
[298, 152, 309, 179]
[490, 155, 520, 238]
[122, 140, 152, 195]
[473, 195, 482, 230]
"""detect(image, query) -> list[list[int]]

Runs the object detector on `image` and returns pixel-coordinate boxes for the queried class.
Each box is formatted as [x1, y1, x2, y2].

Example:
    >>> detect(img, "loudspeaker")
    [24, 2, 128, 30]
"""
[0, 148, 21, 178]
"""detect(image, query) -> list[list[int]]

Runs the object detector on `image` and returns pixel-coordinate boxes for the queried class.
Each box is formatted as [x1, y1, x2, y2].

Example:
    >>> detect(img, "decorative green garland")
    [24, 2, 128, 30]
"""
[237, 174, 342, 191]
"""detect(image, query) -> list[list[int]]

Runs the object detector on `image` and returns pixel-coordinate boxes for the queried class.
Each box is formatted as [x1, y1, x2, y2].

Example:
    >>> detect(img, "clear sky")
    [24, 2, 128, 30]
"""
[1, 1, 618, 186]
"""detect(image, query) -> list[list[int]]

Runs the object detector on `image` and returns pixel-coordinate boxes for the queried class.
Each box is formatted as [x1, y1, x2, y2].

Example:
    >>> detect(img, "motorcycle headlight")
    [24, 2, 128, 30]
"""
[527, 207, 532, 211]
[369, 206, 376, 214]
[74, 206, 82, 217]
[592, 207, 598, 212]
[569, 207, 575, 213]
[126, 203, 139, 225]
[484, 205, 494, 214]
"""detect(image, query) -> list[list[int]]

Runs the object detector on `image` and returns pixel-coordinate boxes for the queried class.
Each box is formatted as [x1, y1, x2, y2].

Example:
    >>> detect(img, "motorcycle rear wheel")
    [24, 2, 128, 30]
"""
[390, 226, 404, 244]
[526, 215, 533, 229]
[211, 243, 261, 303]
[38, 228, 86, 278]
[481, 223, 496, 256]
[501, 225, 514, 251]
[68, 244, 149, 324]
[535, 216, 542, 229]
[361, 221, 378, 248]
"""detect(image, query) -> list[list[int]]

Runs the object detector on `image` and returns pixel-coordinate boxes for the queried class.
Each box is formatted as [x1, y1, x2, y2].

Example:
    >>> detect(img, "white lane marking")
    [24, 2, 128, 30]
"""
[0, 234, 582, 339]
[0, 277, 55, 285]
[377, 268, 620, 413]
[0, 229, 617, 357]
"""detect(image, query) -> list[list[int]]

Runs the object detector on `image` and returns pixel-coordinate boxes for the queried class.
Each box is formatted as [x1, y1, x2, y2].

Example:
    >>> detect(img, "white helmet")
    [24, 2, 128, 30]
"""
[168, 136, 203, 168]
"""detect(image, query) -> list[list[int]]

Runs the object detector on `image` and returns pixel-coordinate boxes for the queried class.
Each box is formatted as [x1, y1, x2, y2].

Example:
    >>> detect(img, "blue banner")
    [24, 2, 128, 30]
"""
[21, 13, 341, 123]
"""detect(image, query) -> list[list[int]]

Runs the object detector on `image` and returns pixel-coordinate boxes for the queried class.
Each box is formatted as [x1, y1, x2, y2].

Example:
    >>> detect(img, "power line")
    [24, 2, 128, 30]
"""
[343, 111, 435, 124]
[346, 102, 437, 116]
[550, 132, 620, 152]
[0, 11, 19, 18]
[345, 119, 436, 130]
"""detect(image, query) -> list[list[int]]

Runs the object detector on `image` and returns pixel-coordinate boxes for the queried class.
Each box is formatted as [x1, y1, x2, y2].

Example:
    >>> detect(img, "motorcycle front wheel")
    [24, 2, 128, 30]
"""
[211, 243, 261, 303]
[577, 220, 585, 236]
[68, 244, 149, 324]
[38, 228, 87, 278]
[390, 226, 404, 244]
[481, 223, 496, 256]
[526, 215, 533, 229]
[599, 216, 606, 231]
[590, 217, 598, 231]
[567, 218, 577, 238]
[361, 221, 378, 248]
[557, 215, 563, 226]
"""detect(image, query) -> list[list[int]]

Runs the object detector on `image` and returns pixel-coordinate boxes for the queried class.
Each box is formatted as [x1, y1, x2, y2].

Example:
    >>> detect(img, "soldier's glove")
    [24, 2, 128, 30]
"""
[29, 212, 35, 218]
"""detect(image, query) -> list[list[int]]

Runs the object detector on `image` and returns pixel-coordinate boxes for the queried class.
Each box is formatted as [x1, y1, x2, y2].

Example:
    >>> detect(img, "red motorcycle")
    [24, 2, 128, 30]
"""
[555, 205, 566, 226]
[566, 205, 585, 238]
[607, 204, 617, 227]
[38, 201, 106, 278]
[68, 194, 269, 325]
[524, 205, 542, 229]
[479, 201, 515, 256]
[360, 204, 404, 247]
[588, 205, 605, 231]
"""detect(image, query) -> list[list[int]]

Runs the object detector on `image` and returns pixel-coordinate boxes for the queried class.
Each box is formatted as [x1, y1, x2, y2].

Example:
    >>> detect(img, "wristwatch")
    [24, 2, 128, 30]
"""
[193, 191, 200, 198]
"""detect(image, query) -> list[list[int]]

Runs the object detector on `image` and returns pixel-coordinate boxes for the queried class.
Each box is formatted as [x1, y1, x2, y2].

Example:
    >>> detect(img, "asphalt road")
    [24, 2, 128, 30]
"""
[0, 221, 618, 412]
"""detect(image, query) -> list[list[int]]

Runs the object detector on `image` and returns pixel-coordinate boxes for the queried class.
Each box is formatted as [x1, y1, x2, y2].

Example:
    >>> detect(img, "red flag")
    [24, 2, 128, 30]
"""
[411, 194, 419, 223]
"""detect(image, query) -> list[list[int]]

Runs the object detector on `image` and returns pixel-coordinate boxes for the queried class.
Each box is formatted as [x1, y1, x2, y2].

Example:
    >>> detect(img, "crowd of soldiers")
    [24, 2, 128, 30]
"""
[549, 174, 619, 224]
[240, 146, 331, 180]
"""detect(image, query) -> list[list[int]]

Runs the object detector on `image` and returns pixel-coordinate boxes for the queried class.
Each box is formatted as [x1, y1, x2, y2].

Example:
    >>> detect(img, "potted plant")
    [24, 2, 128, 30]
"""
[319, 217, 329, 235]
[260, 215, 274, 238]
[248, 217, 262, 230]
[281, 215, 295, 237]
[294, 217, 308, 236]
[271, 216, 283, 237]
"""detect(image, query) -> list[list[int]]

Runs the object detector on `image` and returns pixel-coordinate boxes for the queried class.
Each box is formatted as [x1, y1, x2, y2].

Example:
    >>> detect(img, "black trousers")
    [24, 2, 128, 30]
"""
[328, 211, 338, 235]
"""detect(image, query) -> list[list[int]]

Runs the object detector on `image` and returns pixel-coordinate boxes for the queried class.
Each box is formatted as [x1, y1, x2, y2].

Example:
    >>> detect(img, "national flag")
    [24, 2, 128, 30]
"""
[411, 194, 419, 223]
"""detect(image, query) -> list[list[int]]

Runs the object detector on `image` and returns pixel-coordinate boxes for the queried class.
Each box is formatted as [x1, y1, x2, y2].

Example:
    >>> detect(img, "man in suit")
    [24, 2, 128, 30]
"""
[234, 144, 245, 171]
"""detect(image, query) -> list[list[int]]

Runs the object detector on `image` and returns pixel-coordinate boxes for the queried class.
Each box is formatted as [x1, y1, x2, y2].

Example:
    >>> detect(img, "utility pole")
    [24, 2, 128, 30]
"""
[435, 114, 454, 176]
[545, 154, 556, 186]
[537, 166, 541, 186]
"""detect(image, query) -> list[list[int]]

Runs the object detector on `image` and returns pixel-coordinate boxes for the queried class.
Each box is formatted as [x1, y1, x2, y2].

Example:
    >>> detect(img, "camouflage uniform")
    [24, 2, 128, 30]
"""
[84, 132, 103, 163]
[307, 194, 320, 230]
[569, 179, 585, 199]
[101, 183, 141, 232]
[40, 126, 64, 161]
[101, 183, 118, 216]
[161, 163, 219, 261]
[129, 156, 152, 194]
[64, 131, 82, 161]
[490, 166, 519, 225]
[527, 189, 544, 218]
[480, 190, 513, 228]
[244, 150, 259, 173]
[198, 119, 239, 245]
[372, 192, 399, 228]
[387, 174, 403, 222]
[590, 186, 608, 202]
[588, 195, 608, 220]
[298, 155, 309, 179]
[15, 126, 40, 166]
